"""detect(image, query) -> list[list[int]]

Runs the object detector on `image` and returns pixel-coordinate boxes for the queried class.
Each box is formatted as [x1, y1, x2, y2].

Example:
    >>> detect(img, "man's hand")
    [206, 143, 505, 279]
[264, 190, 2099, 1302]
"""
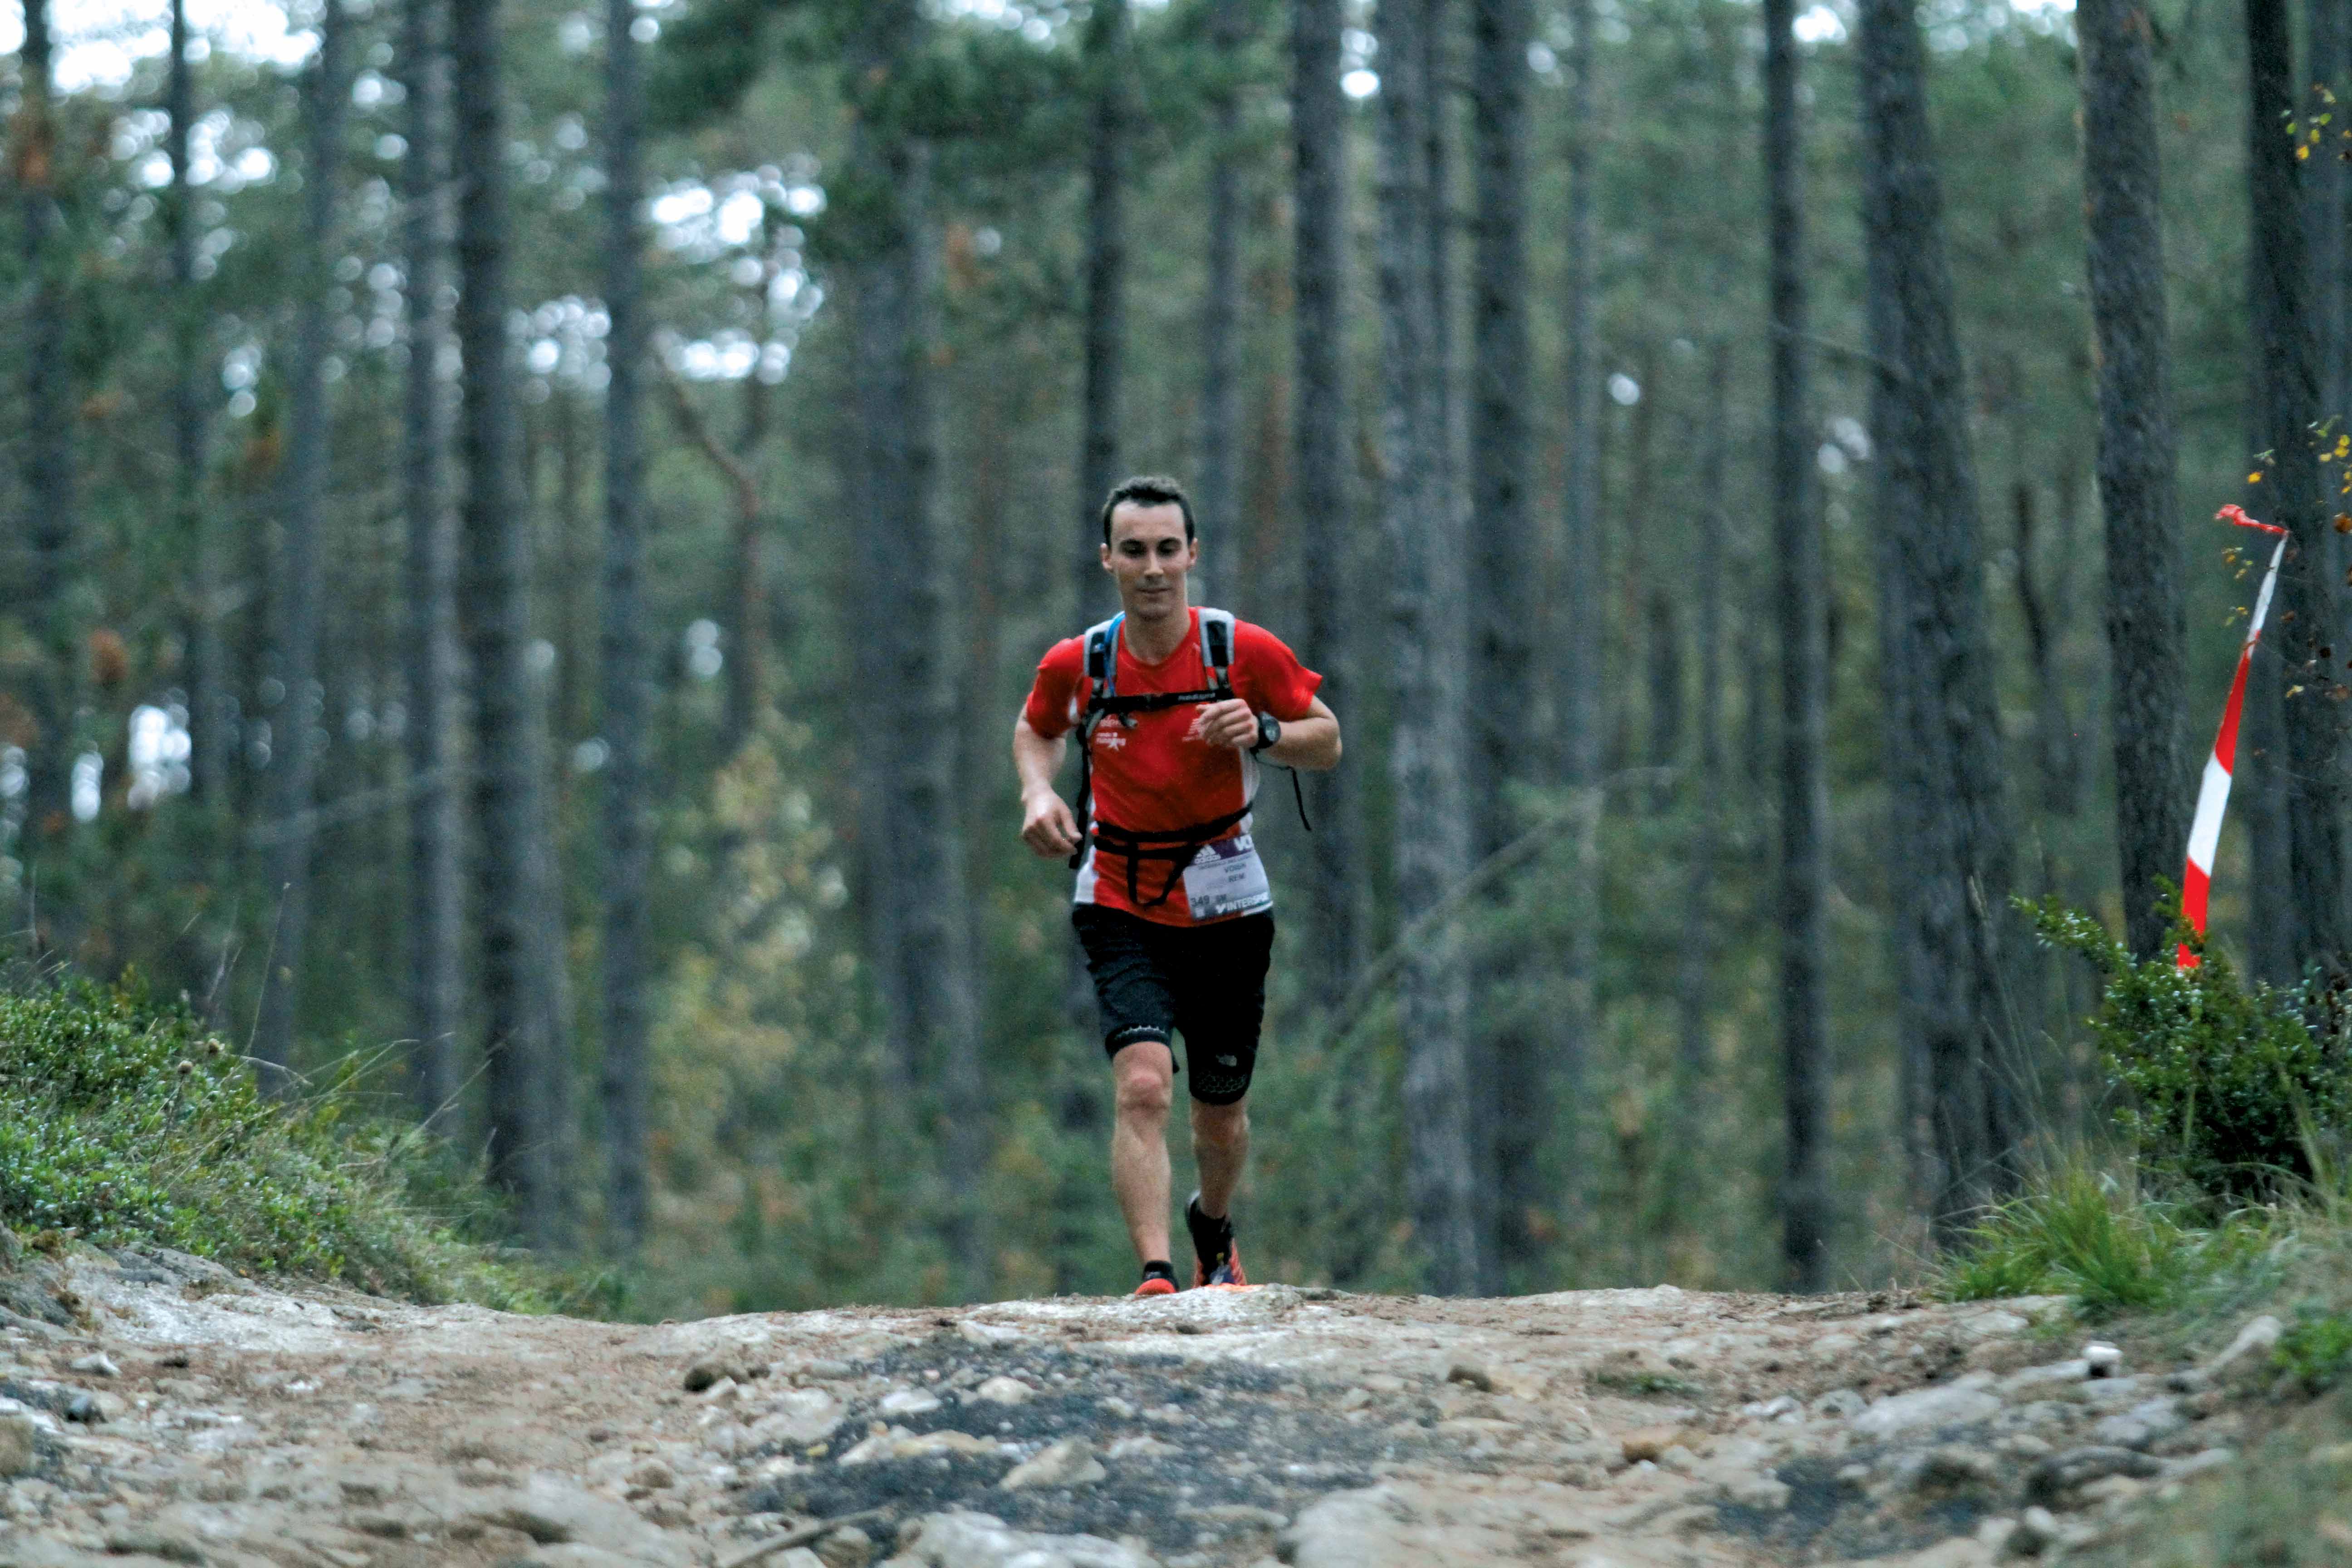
[1021, 788, 1083, 858]
[1188, 698, 1261, 751]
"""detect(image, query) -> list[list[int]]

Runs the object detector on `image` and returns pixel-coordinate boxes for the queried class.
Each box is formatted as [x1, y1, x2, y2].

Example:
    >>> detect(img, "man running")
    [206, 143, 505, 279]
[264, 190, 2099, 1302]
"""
[1013, 475, 1343, 1297]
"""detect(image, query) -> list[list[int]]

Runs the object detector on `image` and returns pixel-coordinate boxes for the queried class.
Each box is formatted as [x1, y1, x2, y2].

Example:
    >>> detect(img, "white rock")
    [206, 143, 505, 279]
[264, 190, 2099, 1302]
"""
[2092, 1397, 2186, 1451]
[2083, 1343, 2123, 1377]
[898, 1508, 1153, 1568]
[1001, 1438, 1106, 1490]
[880, 1388, 943, 1417]
[1106, 1434, 1176, 1460]
[1960, 1311, 2030, 1341]
[972, 1377, 1032, 1406]
[1851, 1377, 2003, 1441]
[1995, 1361, 2089, 1396]
[957, 1321, 1023, 1348]
[2210, 1315, 2283, 1377]
[1811, 1388, 1867, 1420]
[66, 1354, 117, 1379]
[2012, 1503, 2062, 1554]
[754, 1388, 845, 1446]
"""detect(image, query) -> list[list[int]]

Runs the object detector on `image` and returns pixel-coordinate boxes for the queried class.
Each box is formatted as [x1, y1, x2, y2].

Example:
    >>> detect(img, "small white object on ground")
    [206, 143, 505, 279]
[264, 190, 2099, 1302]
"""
[2083, 1343, 2123, 1377]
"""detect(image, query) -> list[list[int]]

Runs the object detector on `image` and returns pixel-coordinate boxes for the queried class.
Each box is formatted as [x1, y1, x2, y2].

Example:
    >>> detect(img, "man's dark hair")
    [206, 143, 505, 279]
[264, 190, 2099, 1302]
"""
[1099, 475, 1197, 545]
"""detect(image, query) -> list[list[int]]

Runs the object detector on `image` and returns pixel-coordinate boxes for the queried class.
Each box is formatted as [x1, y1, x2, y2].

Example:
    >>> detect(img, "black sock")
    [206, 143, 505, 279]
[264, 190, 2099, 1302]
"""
[1141, 1259, 1177, 1286]
[1186, 1194, 1233, 1268]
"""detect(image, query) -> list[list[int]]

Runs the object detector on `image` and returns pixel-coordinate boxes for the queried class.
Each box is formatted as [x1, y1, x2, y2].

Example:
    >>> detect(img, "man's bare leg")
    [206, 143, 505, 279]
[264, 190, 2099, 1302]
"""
[1110, 1043, 1176, 1267]
[1190, 1096, 1250, 1220]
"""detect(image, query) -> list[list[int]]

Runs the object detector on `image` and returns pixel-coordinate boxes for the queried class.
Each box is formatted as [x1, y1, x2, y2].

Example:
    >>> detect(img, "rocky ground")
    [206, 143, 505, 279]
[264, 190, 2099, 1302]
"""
[0, 1245, 2290, 1567]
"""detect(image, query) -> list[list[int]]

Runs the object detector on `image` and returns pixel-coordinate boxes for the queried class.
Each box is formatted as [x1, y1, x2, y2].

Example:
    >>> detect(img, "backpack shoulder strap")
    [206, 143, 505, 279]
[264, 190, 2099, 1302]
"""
[1196, 608, 1237, 698]
[1081, 614, 1125, 717]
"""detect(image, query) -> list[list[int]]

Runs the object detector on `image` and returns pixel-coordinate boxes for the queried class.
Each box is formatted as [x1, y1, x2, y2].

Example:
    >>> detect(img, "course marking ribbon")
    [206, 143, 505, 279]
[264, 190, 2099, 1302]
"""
[2180, 503, 2291, 968]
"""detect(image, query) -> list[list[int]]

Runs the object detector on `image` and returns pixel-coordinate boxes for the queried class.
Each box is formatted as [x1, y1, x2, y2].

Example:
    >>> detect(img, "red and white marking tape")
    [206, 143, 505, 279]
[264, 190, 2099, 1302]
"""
[2179, 503, 2291, 968]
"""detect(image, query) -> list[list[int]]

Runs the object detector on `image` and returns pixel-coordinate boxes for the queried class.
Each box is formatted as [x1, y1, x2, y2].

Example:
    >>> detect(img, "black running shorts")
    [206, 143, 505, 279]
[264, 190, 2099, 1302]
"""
[1071, 905, 1275, 1106]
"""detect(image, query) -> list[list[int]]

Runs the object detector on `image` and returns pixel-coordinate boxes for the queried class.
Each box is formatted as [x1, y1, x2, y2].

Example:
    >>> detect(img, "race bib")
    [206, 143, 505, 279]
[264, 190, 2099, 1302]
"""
[1183, 833, 1273, 921]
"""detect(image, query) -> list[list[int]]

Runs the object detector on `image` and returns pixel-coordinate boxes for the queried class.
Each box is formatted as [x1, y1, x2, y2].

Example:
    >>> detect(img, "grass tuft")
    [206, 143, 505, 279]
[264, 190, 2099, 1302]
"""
[0, 974, 560, 1308]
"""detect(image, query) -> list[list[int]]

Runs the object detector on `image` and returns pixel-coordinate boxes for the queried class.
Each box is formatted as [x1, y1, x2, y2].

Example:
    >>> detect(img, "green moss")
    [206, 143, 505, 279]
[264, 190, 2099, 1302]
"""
[0, 975, 555, 1308]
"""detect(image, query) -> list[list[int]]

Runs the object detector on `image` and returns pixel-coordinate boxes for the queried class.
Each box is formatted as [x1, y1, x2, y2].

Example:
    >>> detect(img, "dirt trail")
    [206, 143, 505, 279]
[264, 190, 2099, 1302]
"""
[0, 1247, 2264, 1567]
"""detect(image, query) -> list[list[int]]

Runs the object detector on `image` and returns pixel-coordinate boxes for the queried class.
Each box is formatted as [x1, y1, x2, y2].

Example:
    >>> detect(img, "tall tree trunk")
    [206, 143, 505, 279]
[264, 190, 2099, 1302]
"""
[1292, 0, 1361, 1009]
[2078, 0, 2186, 960]
[255, 0, 349, 1082]
[2011, 483, 2080, 816]
[171, 0, 228, 839]
[1470, 0, 1539, 1287]
[456, 0, 560, 1242]
[1077, 1, 1129, 624]
[1378, 0, 1482, 1296]
[1766, 0, 1830, 1292]
[1553, 0, 1603, 1252]
[19, 0, 77, 873]
[725, 367, 769, 749]
[2247, 0, 2347, 972]
[1671, 348, 1728, 1200]
[1197, 0, 1245, 611]
[600, 0, 652, 1256]
[2311, 0, 2350, 426]
[400, 0, 464, 1129]
[1856, 0, 2019, 1242]
[848, 7, 990, 1300]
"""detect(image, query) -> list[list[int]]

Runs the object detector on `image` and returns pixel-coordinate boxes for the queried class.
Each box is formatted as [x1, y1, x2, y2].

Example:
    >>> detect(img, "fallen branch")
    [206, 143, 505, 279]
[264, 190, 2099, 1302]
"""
[717, 1507, 892, 1568]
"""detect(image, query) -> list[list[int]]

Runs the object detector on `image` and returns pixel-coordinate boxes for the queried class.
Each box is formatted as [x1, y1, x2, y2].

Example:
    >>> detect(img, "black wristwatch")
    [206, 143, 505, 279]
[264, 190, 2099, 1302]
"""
[1250, 711, 1282, 754]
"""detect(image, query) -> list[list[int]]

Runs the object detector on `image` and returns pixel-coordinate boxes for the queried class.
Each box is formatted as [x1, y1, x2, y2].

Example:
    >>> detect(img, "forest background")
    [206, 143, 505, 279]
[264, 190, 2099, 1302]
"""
[0, 0, 2319, 1319]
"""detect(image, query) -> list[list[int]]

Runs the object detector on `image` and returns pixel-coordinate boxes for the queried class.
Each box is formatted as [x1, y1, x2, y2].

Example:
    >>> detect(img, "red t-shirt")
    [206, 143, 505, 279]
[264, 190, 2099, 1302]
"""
[1025, 609, 1322, 927]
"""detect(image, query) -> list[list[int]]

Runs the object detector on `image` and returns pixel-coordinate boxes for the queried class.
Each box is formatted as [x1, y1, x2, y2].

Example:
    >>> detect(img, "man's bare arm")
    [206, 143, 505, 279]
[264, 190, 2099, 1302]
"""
[1013, 717, 1082, 858]
[1188, 695, 1343, 771]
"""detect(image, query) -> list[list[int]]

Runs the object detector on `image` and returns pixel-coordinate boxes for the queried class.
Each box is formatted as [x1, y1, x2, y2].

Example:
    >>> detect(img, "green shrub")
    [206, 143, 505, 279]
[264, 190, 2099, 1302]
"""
[0, 975, 543, 1304]
[2276, 1309, 2352, 1393]
[2026, 897, 2352, 1200]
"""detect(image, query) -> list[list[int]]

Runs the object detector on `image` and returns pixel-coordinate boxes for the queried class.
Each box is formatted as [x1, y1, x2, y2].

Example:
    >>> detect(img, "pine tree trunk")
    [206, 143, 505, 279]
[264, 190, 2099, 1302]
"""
[1379, 0, 1482, 1297]
[399, 0, 464, 1129]
[171, 0, 228, 840]
[19, 0, 77, 871]
[255, 0, 348, 1083]
[1077, 2, 1129, 624]
[1198, 0, 1245, 611]
[725, 369, 769, 750]
[1856, 0, 2020, 1242]
[2247, 0, 2347, 972]
[1469, 0, 1539, 1286]
[456, 0, 559, 1242]
[600, 0, 652, 1255]
[1671, 348, 1727, 1188]
[1554, 0, 1604, 1244]
[2310, 0, 2350, 424]
[1291, 0, 1361, 1009]
[2077, 0, 2187, 960]
[1765, 0, 1830, 1290]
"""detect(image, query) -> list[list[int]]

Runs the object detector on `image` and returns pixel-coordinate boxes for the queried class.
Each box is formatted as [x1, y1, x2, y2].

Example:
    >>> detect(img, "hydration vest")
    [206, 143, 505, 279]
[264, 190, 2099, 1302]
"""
[1067, 608, 1309, 907]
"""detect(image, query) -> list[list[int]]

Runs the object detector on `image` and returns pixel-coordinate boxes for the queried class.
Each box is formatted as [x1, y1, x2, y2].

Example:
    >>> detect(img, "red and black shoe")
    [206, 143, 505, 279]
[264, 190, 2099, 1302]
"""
[1187, 1194, 1248, 1288]
[1133, 1261, 1179, 1297]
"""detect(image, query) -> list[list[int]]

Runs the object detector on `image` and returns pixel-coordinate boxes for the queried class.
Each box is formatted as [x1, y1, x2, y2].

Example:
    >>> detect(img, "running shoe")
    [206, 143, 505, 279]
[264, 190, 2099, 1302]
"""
[1133, 1277, 1177, 1297]
[1186, 1194, 1248, 1287]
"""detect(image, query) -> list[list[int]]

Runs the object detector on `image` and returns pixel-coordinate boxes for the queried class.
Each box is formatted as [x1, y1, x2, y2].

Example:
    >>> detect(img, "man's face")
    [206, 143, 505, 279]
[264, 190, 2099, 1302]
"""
[1101, 502, 1196, 620]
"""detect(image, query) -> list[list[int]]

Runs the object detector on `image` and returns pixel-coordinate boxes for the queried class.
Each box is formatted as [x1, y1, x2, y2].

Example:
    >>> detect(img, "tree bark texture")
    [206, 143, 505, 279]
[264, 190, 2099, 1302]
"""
[1078, 2, 1129, 625]
[1292, 0, 1361, 1011]
[1553, 0, 1603, 1240]
[1855, 0, 2020, 1241]
[2247, 0, 2348, 971]
[1377, 0, 1483, 1297]
[171, 0, 230, 843]
[255, 0, 348, 1082]
[1470, 0, 1541, 1284]
[1671, 348, 1727, 1184]
[847, 10, 991, 1298]
[2077, 0, 2187, 960]
[399, 0, 464, 1129]
[18, 0, 78, 861]
[1197, 0, 1245, 612]
[2309, 0, 2350, 425]
[601, 0, 652, 1255]
[1765, 0, 1830, 1291]
[455, 0, 561, 1241]
[725, 368, 769, 750]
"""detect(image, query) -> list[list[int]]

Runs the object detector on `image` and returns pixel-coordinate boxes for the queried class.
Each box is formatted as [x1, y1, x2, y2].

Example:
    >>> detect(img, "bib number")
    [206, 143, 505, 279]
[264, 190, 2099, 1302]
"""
[1183, 834, 1272, 921]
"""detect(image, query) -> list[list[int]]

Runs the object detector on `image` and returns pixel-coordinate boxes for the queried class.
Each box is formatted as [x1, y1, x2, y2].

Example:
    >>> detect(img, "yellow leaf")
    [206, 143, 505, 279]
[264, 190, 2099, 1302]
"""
[2249, 471, 2266, 483]
[2288, 685, 2307, 698]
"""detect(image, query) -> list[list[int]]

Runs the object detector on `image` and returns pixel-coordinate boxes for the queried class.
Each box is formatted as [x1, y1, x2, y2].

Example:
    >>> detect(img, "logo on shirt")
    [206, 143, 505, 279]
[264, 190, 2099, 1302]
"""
[1095, 728, 1127, 751]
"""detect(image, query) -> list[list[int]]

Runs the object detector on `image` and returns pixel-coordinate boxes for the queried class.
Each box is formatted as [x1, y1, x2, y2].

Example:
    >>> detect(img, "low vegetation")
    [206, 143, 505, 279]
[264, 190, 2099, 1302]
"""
[0, 974, 561, 1309]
